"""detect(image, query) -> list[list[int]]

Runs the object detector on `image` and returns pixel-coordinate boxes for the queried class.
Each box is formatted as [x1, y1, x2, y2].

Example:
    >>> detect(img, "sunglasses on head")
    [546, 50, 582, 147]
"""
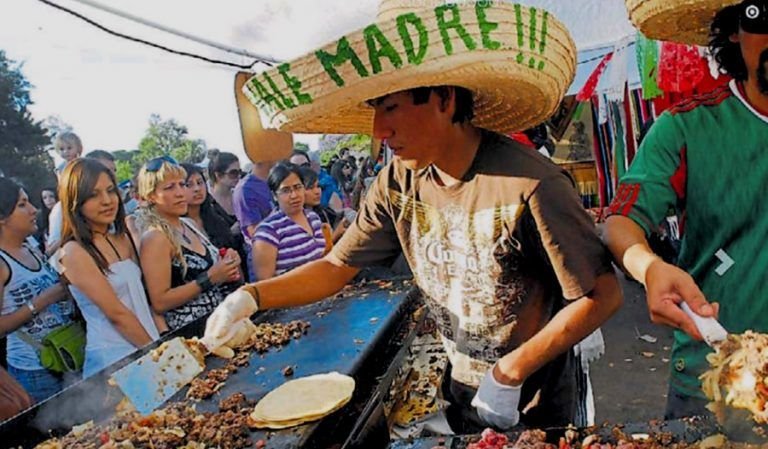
[145, 155, 179, 172]
[224, 168, 244, 179]
[741, 0, 768, 34]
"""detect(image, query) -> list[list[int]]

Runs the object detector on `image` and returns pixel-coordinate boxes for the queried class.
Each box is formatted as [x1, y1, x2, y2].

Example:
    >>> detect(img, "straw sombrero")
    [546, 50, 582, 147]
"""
[240, 0, 577, 136]
[625, 0, 742, 46]
[235, 72, 293, 163]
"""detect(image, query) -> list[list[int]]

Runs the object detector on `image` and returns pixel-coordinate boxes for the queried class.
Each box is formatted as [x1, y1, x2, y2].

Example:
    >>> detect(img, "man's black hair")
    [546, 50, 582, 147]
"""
[710, 4, 748, 80]
[84, 149, 115, 161]
[292, 149, 310, 160]
[369, 86, 474, 124]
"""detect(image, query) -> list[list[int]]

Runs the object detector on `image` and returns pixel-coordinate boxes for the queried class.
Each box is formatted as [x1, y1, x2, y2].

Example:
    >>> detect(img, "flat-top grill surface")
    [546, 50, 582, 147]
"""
[1, 278, 418, 449]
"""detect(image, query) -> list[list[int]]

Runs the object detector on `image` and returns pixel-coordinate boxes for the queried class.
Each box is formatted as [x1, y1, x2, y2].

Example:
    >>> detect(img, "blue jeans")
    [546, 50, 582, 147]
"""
[7, 365, 65, 404]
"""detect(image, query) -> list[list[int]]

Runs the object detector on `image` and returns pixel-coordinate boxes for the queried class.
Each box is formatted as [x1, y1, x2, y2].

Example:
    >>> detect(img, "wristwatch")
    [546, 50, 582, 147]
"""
[25, 301, 38, 316]
[195, 272, 213, 291]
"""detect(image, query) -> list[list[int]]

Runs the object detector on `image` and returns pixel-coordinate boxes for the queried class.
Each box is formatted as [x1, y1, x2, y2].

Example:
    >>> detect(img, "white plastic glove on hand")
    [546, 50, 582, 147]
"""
[201, 289, 258, 352]
[471, 366, 522, 430]
[205, 318, 257, 359]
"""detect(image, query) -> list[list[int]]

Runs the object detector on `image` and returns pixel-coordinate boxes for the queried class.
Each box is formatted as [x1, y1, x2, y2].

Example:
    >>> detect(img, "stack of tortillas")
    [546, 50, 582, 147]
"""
[248, 372, 355, 429]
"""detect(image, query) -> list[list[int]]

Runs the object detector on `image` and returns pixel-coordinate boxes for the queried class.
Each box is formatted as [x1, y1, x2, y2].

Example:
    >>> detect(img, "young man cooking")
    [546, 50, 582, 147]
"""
[204, 1, 622, 432]
[605, 0, 768, 419]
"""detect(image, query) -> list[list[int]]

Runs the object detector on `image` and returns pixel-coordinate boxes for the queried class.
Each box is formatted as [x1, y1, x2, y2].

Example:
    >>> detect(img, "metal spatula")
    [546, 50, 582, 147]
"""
[110, 337, 205, 415]
[681, 302, 728, 347]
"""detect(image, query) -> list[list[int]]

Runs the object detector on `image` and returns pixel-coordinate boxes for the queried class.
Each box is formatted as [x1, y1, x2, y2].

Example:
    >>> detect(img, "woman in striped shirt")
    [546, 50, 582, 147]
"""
[252, 163, 327, 280]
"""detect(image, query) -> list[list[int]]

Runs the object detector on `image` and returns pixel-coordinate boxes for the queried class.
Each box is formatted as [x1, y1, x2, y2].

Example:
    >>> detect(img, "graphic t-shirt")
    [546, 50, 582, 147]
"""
[0, 247, 73, 370]
[333, 131, 611, 401]
[608, 80, 768, 398]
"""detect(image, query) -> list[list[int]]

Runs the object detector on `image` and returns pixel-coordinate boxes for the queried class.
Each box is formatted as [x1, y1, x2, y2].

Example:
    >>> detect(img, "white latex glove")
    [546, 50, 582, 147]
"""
[201, 289, 258, 352]
[205, 318, 257, 359]
[471, 366, 522, 430]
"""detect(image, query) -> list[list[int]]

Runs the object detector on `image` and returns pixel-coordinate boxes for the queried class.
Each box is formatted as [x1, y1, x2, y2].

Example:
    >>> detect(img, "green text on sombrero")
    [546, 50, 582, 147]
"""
[245, 2, 550, 114]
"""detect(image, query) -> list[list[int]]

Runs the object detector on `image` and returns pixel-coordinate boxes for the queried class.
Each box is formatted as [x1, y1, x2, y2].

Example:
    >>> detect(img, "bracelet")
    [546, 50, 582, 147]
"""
[195, 272, 213, 291]
[252, 286, 261, 310]
[25, 301, 38, 316]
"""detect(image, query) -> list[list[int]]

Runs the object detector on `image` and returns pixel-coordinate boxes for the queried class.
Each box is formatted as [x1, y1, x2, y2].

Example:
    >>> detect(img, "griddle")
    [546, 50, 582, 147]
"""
[388, 416, 724, 449]
[0, 277, 421, 449]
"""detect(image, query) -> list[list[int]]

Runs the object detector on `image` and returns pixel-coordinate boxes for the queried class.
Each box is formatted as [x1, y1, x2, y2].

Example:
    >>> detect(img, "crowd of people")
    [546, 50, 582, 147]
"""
[0, 129, 380, 412]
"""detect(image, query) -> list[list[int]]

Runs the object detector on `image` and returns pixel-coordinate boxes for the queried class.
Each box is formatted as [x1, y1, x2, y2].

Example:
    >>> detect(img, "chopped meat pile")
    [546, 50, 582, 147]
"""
[467, 428, 511, 449]
[35, 393, 256, 449]
[463, 428, 704, 449]
[187, 320, 310, 400]
[700, 331, 768, 424]
[218, 392, 248, 412]
[244, 320, 311, 353]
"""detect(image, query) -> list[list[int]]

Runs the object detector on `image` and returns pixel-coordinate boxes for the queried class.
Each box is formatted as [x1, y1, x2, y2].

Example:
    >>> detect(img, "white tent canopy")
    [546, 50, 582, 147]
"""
[3, 0, 643, 154]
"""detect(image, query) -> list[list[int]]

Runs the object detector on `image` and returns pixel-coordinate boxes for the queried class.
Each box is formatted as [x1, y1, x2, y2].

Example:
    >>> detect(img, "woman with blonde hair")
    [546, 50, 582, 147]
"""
[136, 156, 240, 331]
[57, 158, 160, 378]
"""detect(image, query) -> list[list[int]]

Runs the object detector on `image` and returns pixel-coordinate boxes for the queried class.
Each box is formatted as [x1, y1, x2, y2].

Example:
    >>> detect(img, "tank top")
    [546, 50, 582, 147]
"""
[0, 246, 73, 370]
[165, 218, 227, 330]
[66, 236, 160, 376]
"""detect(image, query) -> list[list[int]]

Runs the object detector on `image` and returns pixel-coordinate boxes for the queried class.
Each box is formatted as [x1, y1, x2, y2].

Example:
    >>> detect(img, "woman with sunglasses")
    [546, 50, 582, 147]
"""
[208, 152, 241, 219]
[182, 163, 248, 278]
[252, 163, 326, 281]
[0, 178, 72, 402]
[57, 158, 160, 378]
[136, 157, 241, 331]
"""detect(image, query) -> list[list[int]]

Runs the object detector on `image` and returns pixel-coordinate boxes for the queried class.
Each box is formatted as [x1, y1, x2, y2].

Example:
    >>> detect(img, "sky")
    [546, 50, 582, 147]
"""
[2, 0, 635, 164]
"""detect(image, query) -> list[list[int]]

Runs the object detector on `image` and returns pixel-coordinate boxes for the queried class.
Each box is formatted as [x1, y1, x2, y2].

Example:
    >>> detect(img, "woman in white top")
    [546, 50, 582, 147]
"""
[57, 158, 161, 378]
[0, 178, 73, 403]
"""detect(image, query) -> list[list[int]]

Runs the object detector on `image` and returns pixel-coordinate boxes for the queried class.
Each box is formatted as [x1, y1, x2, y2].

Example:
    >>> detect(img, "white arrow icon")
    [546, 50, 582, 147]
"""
[714, 249, 734, 276]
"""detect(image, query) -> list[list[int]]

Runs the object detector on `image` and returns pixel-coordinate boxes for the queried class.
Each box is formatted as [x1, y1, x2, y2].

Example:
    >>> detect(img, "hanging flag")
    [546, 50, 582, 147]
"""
[635, 34, 664, 100]
[576, 52, 614, 102]
[605, 37, 632, 103]
[657, 42, 707, 93]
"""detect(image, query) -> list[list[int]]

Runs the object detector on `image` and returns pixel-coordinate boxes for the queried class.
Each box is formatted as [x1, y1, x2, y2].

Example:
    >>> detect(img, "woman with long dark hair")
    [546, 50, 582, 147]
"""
[298, 167, 347, 244]
[0, 178, 72, 402]
[207, 152, 241, 219]
[182, 163, 247, 279]
[57, 158, 160, 378]
[329, 160, 353, 210]
[34, 187, 57, 252]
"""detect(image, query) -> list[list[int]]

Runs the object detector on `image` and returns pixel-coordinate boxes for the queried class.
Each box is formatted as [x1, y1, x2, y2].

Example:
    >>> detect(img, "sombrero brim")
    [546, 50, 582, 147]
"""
[242, 3, 576, 135]
[235, 72, 293, 163]
[626, 0, 742, 46]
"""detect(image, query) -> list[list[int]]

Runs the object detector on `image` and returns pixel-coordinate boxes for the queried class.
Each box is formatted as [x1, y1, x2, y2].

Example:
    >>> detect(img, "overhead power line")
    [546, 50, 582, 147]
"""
[68, 0, 279, 64]
[39, 0, 631, 70]
[37, 0, 278, 69]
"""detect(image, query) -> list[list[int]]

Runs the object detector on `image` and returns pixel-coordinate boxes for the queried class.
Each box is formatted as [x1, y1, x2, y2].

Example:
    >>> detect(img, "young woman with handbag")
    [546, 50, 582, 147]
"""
[0, 178, 75, 403]
[56, 158, 160, 379]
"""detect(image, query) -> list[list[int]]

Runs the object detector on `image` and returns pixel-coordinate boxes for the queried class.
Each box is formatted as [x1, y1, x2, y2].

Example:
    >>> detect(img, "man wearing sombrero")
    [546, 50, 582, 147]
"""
[205, 1, 622, 431]
[605, 0, 768, 419]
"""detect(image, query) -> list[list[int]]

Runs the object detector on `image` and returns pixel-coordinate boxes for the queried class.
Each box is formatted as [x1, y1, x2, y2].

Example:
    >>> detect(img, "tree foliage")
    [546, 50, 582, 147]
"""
[318, 134, 371, 165]
[0, 50, 56, 204]
[136, 114, 207, 165]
